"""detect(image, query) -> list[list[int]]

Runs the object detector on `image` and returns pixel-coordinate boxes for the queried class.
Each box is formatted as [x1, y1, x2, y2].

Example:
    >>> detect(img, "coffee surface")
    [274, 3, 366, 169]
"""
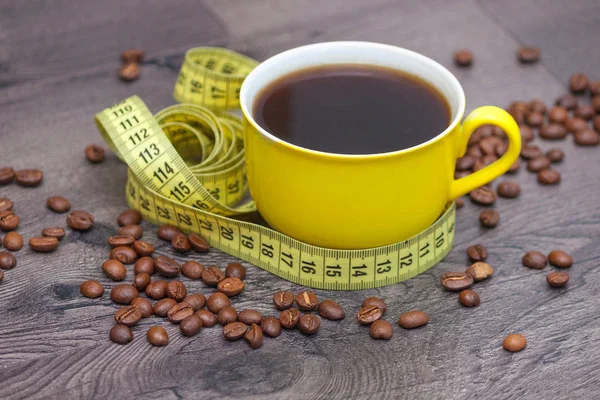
[253, 64, 450, 154]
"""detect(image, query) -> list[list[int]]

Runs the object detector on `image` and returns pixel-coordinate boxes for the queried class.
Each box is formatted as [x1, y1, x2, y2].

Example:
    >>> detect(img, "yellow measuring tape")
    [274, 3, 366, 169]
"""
[95, 47, 456, 290]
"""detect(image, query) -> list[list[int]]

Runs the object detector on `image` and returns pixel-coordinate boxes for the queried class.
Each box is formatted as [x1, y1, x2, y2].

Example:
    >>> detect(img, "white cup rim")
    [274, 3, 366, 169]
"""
[240, 41, 466, 159]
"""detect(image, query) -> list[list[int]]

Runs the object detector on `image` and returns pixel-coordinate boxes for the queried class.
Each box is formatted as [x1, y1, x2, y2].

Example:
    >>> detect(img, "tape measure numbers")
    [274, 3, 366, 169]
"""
[95, 48, 456, 290]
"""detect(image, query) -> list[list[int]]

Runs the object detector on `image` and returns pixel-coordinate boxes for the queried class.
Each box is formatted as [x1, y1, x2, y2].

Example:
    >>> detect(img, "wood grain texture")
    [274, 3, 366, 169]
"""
[1, 0, 600, 399]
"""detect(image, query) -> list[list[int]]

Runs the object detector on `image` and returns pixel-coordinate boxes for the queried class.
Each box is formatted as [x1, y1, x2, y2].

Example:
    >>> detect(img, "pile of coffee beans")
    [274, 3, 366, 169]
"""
[119, 49, 144, 82]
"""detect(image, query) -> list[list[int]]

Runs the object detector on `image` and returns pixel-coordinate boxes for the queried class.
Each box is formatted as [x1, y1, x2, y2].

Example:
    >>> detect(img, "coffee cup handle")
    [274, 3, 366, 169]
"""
[449, 106, 521, 199]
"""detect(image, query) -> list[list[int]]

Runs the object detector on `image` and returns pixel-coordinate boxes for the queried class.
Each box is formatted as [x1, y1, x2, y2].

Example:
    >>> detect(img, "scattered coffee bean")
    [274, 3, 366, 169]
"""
[15, 169, 43, 187]
[201, 266, 225, 286]
[80, 280, 104, 298]
[522, 251, 547, 269]
[546, 148, 564, 163]
[154, 255, 181, 277]
[153, 298, 177, 317]
[261, 316, 282, 337]
[134, 256, 155, 275]
[594, 115, 600, 132]
[369, 320, 393, 340]
[298, 314, 320, 335]
[496, 181, 520, 198]
[503, 333, 526, 352]
[465, 262, 494, 282]
[182, 261, 204, 279]
[361, 297, 387, 313]
[188, 233, 210, 252]
[453, 49, 473, 67]
[238, 309, 262, 325]
[470, 187, 496, 205]
[207, 292, 231, 313]
[455, 170, 470, 179]
[473, 154, 497, 171]
[0, 271, 4, 283]
[29, 236, 59, 252]
[479, 209, 500, 228]
[466, 244, 488, 262]
[357, 305, 383, 325]
[131, 297, 154, 318]
[172, 234, 191, 253]
[273, 291, 294, 310]
[539, 124, 567, 140]
[110, 324, 133, 345]
[184, 294, 206, 311]
[0, 251, 16, 269]
[517, 47, 540, 63]
[548, 106, 568, 124]
[479, 136, 501, 155]
[458, 290, 480, 307]
[133, 240, 154, 257]
[121, 49, 144, 63]
[217, 277, 245, 296]
[102, 259, 127, 281]
[456, 198, 465, 209]
[118, 224, 143, 239]
[180, 314, 203, 337]
[167, 302, 194, 323]
[0, 198, 13, 212]
[67, 210, 94, 231]
[548, 250, 573, 268]
[317, 299, 345, 320]
[46, 196, 71, 213]
[591, 81, 600, 96]
[0, 210, 19, 231]
[223, 321, 249, 340]
[555, 93, 578, 110]
[574, 129, 600, 146]
[574, 104, 595, 120]
[217, 306, 238, 325]
[85, 144, 105, 163]
[495, 142, 508, 157]
[196, 309, 217, 327]
[111, 284, 139, 305]
[110, 245, 138, 264]
[114, 305, 142, 326]
[537, 169, 561, 185]
[467, 145, 484, 158]
[566, 117, 588, 133]
[529, 99, 546, 114]
[166, 280, 187, 302]
[157, 224, 180, 241]
[398, 311, 429, 329]
[3, 231, 23, 251]
[147, 326, 168, 346]
[119, 63, 141, 82]
[519, 125, 534, 142]
[0, 168, 15, 185]
[507, 158, 521, 174]
[296, 291, 319, 311]
[41, 226, 66, 240]
[525, 111, 543, 127]
[527, 156, 551, 172]
[280, 308, 301, 329]
[569, 73, 589, 93]
[520, 144, 543, 160]
[592, 96, 600, 113]
[225, 262, 246, 280]
[145, 280, 168, 300]
[441, 272, 474, 291]
[456, 155, 475, 171]
[547, 271, 569, 288]
[117, 209, 142, 226]
[133, 272, 151, 291]
[108, 235, 135, 248]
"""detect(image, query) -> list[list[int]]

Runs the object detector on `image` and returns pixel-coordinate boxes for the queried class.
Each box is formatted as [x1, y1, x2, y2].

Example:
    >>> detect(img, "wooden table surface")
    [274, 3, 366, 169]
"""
[1, 1, 600, 399]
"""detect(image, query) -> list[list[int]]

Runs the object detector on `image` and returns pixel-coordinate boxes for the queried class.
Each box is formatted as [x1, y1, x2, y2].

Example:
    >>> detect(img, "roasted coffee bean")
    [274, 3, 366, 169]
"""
[548, 250, 573, 268]
[29, 236, 59, 252]
[453, 49, 473, 67]
[456, 198, 465, 209]
[166, 280, 187, 302]
[441, 272, 473, 291]
[147, 326, 168, 346]
[42, 226, 66, 240]
[466, 145, 483, 158]
[361, 297, 387, 313]
[469, 187, 496, 205]
[458, 290, 480, 307]
[114, 305, 142, 326]
[456, 155, 475, 171]
[119, 63, 141, 82]
[189, 233, 210, 252]
[566, 117, 588, 133]
[207, 292, 231, 313]
[67, 210, 94, 231]
[569, 72, 589, 93]
[555, 93, 578, 110]
[182, 261, 204, 279]
[538, 169, 561, 185]
[121, 49, 144, 63]
[145, 280, 168, 300]
[217, 277, 245, 296]
[546, 148, 564, 163]
[466, 244, 488, 262]
[110, 246, 138, 264]
[296, 291, 319, 311]
[574, 129, 600, 146]
[133, 273, 151, 291]
[102, 259, 127, 281]
[196, 309, 217, 327]
[548, 106, 568, 124]
[519, 125, 534, 142]
[357, 305, 383, 325]
[153, 298, 177, 317]
[520, 144, 543, 160]
[80, 280, 104, 298]
[527, 156, 551, 172]
[591, 81, 600, 96]
[517, 47, 540, 63]
[298, 314, 320, 335]
[547, 271, 569, 288]
[15, 169, 43, 187]
[108, 235, 135, 248]
[526, 111, 544, 127]
[529, 99, 546, 115]
[180, 314, 203, 337]
[273, 291, 294, 310]
[132, 240, 154, 257]
[592, 96, 600, 113]
[522, 251, 547, 269]
[496, 181, 520, 198]
[474, 125, 494, 138]
[154, 255, 180, 277]
[117, 209, 142, 226]
[157, 224, 180, 241]
[465, 262, 494, 282]
[593, 115, 600, 132]
[479, 137, 501, 155]
[507, 158, 521, 174]
[118, 224, 143, 239]
[0, 198, 13, 212]
[479, 209, 500, 228]
[370, 320, 393, 340]
[280, 308, 301, 329]
[85, 144, 105, 163]
[0, 251, 16, 270]
[503, 334, 526, 352]
[4, 231, 23, 251]
[0, 269, 4, 282]
[0, 210, 19, 231]
[473, 154, 497, 171]
[261, 316, 282, 337]
[46, 196, 71, 213]
[134, 256, 155, 275]
[225, 262, 246, 280]
[398, 310, 429, 329]
[455, 171, 470, 179]
[111, 284, 139, 305]
[0, 168, 15, 185]
[539, 124, 567, 140]
[167, 302, 194, 323]
[217, 306, 238, 325]
[171, 234, 191, 253]
[574, 104, 595, 120]
[495, 142, 508, 157]
[201, 266, 225, 286]
[110, 324, 133, 345]
[238, 309, 262, 325]
[317, 299, 345, 320]
[184, 293, 206, 311]
[223, 321, 249, 340]
[131, 297, 154, 318]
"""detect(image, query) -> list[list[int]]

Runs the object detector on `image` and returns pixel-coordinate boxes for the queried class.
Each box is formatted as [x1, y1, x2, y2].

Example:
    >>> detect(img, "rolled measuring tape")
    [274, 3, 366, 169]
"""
[95, 47, 456, 290]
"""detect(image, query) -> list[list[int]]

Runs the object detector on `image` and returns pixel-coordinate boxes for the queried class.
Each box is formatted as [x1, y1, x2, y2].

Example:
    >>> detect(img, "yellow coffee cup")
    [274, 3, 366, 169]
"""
[240, 42, 521, 250]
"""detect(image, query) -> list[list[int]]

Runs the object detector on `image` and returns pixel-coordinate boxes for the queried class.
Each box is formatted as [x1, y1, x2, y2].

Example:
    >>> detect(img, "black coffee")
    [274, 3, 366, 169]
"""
[253, 64, 450, 154]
